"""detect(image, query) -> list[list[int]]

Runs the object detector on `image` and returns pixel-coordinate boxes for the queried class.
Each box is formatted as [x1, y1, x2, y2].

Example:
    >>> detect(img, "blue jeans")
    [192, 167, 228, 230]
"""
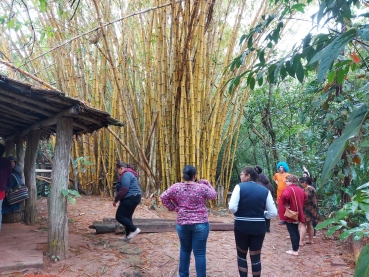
[176, 222, 210, 277]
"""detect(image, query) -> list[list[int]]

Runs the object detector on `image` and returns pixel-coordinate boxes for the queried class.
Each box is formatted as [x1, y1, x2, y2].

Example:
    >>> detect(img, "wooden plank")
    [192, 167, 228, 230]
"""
[89, 218, 234, 234]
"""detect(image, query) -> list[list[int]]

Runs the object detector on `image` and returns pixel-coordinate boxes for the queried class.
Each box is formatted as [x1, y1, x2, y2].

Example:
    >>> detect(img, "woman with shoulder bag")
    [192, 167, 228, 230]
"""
[278, 174, 307, 256]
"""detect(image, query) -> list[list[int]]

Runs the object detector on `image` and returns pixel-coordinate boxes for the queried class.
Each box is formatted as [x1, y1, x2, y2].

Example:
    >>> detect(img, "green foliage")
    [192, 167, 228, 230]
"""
[61, 189, 81, 205]
[320, 105, 368, 184]
[227, 0, 369, 92]
[354, 244, 369, 277]
[316, 185, 369, 241]
[73, 156, 94, 174]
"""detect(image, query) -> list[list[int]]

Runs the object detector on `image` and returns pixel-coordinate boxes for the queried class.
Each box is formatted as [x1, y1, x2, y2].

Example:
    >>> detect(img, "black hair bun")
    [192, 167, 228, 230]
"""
[255, 165, 263, 174]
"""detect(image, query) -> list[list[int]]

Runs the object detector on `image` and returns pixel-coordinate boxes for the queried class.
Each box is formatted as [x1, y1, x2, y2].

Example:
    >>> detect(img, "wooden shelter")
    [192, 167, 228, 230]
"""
[0, 74, 123, 259]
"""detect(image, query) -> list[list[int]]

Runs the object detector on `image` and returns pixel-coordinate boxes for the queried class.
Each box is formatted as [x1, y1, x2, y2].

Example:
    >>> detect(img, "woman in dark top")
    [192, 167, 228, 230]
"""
[113, 161, 141, 242]
[229, 166, 277, 277]
[255, 166, 274, 233]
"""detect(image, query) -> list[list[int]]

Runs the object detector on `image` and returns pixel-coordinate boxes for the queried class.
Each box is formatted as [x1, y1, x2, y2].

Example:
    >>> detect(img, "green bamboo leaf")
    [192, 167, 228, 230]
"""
[354, 244, 369, 277]
[320, 105, 368, 184]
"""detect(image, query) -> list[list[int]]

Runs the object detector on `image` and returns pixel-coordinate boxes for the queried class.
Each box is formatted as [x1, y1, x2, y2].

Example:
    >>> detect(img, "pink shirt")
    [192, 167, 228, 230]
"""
[160, 179, 217, 225]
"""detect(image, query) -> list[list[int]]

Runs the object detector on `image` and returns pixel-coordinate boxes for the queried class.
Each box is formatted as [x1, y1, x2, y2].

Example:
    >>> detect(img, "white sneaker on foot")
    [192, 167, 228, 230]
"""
[127, 228, 141, 239]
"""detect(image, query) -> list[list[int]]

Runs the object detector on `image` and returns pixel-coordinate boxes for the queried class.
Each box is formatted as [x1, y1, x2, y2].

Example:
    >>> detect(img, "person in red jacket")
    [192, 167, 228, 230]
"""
[278, 174, 307, 256]
[0, 143, 12, 232]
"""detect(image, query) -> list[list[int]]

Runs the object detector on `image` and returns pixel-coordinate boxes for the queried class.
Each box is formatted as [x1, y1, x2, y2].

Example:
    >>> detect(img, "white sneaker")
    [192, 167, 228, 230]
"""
[127, 228, 141, 239]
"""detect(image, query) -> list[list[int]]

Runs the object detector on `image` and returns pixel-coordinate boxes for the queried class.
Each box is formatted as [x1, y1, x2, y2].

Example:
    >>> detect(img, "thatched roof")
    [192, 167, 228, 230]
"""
[0, 74, 123, 140]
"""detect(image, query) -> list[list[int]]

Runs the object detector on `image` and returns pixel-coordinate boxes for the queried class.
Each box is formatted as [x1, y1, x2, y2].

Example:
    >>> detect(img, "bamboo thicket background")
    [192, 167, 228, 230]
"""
[0, 0, 283, 200]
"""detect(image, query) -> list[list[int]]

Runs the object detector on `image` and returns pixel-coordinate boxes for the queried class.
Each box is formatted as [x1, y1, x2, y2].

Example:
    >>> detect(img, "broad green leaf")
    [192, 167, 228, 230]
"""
[258, 76, 263, 86]
[357, 182, 369, 190]
[316, 218, 336, 229]
[68, 190, 81, 197]
[291, 3, 306, 13]
[326, 225, 343, 237]
[250, 77, 256, 90]
[296, 61, 304, 83]
[359, 140, 369, 147]
[320, 105, 368, 184]
[339, 229, 353, 240]
[309, 28, 358, 83]
[61, 189, 69, 197]
[353, 231, 364, 240]
[337, 68, 345, 84]
[358, 24, 369, 41]
[327, 71, 335, 83]
[354, 244, 369, 277]
[68, 195, 76, 205]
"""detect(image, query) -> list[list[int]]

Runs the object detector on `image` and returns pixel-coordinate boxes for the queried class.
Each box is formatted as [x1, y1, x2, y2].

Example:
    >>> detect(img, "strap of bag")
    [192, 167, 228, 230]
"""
[290, 187, 298, 210]
[12, 173, 21, 186]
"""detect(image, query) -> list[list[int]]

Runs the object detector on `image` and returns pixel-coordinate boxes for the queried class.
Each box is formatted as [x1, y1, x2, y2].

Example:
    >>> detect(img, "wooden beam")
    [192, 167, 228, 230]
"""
[5, 107, 78, 141]
[0, 103, 40, 120]
[0, 89, 61, 112]
[0, 93, 55, 117]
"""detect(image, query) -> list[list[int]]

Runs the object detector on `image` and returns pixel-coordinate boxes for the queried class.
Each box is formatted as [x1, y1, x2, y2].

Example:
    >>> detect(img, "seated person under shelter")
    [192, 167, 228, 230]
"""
[2, 156, 23, 214]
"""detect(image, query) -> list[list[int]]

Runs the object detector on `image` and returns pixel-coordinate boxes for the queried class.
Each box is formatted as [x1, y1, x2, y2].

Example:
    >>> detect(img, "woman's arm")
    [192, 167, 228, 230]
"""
[228, 185, 240, 214]
[160, 186, 178, 211]
[199, 179, 217, 200]
[264, 191, 277, 219]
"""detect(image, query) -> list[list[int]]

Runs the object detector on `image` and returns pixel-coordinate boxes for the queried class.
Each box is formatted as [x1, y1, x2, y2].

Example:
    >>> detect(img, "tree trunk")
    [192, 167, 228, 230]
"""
[15, 134, 25, 183]
[24, 129, 41, 225]
[47, 117, 73, 259]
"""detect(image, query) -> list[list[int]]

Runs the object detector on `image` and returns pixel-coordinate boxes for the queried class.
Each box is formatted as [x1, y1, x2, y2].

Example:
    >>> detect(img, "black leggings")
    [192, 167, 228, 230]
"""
[286, 222, 300, 251]
[115, 194, 141, 237]
[234, 228, 265, 277]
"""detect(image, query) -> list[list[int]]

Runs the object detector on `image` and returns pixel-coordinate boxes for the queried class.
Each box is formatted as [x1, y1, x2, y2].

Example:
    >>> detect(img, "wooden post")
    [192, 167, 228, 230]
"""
[5, 139, 15, 156]
[15, 134, 25, 183]
[217, 185, 224, 206]
[24, 129, 41, 225]
[47, 117, 73, 259]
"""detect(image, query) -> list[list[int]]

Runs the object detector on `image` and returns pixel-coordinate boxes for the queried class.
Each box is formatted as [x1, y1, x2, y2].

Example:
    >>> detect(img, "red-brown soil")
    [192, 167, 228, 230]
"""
[2, 196, 355, 277]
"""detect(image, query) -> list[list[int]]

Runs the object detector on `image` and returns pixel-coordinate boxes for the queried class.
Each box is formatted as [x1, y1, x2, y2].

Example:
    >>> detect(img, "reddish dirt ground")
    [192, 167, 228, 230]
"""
[2, 196, 355, 277]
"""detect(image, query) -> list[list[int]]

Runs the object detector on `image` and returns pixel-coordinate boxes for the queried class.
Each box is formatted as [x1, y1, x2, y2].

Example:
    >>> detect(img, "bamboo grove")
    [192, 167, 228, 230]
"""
[0, 0, 284, 200]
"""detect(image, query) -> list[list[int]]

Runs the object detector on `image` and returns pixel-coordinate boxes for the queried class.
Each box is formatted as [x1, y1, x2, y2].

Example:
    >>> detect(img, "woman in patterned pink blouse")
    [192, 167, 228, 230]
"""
[160, 165, 217, 277]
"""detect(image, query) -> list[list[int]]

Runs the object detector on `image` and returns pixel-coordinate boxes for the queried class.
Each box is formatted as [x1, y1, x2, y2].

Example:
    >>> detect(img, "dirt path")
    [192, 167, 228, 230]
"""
[2, 196, 354, 277]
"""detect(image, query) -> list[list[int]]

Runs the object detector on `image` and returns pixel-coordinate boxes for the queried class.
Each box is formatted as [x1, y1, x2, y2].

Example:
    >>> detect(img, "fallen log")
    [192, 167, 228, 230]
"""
[89, 218, 234, 234]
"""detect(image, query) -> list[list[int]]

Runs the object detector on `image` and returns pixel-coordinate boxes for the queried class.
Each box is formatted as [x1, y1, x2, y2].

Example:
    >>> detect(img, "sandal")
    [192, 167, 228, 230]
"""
[299, 242, 305, 246]
[305, 241, 314, 244]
